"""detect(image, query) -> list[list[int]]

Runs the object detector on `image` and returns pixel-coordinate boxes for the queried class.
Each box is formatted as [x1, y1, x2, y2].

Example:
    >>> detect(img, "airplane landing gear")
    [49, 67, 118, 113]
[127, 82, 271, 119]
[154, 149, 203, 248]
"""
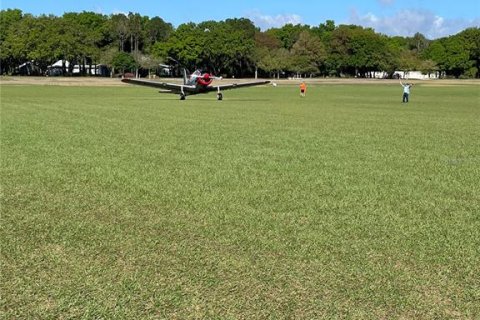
[217, 92, 223, 101]
[180, 93, 186, 100]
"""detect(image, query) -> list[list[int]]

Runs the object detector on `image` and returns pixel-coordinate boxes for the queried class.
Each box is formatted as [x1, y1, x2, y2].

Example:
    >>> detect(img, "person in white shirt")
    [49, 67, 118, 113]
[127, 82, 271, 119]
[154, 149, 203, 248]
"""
[400, 80, 413, 103]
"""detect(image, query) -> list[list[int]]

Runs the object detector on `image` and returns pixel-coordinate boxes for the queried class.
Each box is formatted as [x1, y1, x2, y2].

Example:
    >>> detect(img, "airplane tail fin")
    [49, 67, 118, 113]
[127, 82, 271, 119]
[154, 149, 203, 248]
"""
[183, 69, 188, 85]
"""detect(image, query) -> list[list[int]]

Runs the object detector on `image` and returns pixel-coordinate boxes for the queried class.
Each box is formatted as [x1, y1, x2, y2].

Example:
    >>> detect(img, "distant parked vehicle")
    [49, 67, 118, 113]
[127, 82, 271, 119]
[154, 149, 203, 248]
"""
[15, 61, 42, 76]
[45, 68, 63, 76]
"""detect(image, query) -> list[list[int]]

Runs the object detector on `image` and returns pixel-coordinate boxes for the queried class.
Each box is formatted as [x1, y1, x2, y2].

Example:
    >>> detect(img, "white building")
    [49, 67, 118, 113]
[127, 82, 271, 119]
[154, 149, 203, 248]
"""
[393, 71, 440, 80]
[371, 70, 441, 79]
[47, 60, 109, 76]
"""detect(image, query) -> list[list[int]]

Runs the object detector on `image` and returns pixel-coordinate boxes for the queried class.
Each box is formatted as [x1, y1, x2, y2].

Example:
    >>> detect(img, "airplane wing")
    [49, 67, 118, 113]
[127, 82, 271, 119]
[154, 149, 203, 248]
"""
[122, 78, 270, 100]
[121, 78, 197, 93]
[206, 80, 270, 92]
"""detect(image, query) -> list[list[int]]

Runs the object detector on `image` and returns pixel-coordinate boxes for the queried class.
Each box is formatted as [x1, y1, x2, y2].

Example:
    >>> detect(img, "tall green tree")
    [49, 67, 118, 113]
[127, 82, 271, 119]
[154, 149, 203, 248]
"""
[111, 51, 136, 74]
[310, 20, 335, 43]
[7, 14, 62, 71]
[151, 22, 205, 72]
[62, 12, 109, 74]
[458, 27, 480, 77]
[266, 24, 310, 50]
[1, 10, 26, 73]
[253, 31, 281, 77]
[425, 34, 473, 78]
[290, 31, 327, 76]
[144, 16, 173, 50]
[127, 12, 144, 54]
[443, 36, 472, 78]
[0, 9, 24, 73]
[408, 32, 430, 53]
[110, 14, 129, 52]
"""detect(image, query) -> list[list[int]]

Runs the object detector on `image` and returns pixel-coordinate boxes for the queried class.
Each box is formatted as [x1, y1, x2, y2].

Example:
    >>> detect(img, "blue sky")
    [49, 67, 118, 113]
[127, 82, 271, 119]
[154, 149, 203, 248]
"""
[1, 0, 479, 38]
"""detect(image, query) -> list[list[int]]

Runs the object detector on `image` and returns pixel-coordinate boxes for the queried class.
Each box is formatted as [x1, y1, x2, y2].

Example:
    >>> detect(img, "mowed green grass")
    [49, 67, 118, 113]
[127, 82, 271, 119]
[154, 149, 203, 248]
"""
[1, 82, 479, 319]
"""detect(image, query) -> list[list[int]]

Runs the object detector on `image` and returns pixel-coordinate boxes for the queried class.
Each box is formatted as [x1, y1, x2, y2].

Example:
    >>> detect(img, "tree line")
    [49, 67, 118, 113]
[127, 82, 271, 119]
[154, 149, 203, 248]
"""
[1, 9, 479, 78]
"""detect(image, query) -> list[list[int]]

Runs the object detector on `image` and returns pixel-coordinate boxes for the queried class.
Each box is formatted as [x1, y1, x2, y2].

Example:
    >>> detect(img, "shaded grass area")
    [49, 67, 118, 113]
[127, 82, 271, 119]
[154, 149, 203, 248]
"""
[1, 83, 479, 319]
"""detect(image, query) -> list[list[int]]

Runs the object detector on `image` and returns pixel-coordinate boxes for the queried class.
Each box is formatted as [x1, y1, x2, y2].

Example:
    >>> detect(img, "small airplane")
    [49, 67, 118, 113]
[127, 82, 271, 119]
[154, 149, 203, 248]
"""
[122, 69, 270, 100]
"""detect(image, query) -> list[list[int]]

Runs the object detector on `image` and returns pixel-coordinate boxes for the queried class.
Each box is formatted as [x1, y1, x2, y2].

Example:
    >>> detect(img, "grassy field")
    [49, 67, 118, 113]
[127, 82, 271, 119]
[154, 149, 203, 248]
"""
[1, 82, 479, 319]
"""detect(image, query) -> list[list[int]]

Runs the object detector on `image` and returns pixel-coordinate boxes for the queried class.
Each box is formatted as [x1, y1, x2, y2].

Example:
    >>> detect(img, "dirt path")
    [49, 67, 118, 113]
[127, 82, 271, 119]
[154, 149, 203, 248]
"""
[0, 76, 126, 86]
[1, 76, 479, 87]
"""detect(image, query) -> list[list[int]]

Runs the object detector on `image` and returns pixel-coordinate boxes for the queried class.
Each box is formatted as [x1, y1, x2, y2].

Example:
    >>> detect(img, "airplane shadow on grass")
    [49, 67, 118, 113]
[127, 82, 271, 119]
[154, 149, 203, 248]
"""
[136, 97, 270, 102]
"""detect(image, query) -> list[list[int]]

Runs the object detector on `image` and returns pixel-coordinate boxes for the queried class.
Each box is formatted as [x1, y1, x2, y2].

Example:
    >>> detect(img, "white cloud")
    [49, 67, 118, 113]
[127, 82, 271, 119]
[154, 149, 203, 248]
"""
[377, 0, 395, 6]
[246, 10, 303, 30]
[94, 6, 104, 14]
[349, 8, 480, 39]
[112, 9, 128, 16]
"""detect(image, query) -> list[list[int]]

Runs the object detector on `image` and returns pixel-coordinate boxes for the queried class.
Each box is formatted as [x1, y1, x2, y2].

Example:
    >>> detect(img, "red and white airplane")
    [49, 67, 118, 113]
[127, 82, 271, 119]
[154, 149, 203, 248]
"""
[122, 69, 270, 100]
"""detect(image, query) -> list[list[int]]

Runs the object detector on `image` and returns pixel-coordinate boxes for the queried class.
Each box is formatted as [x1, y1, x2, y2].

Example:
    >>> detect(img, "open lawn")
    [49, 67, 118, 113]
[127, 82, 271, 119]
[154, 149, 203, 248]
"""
[1, 82, 479, 319]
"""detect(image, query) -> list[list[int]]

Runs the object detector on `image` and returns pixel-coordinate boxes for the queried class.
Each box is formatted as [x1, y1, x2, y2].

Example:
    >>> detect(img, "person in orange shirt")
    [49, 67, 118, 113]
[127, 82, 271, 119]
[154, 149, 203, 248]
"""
[300, 81, 307, 97]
